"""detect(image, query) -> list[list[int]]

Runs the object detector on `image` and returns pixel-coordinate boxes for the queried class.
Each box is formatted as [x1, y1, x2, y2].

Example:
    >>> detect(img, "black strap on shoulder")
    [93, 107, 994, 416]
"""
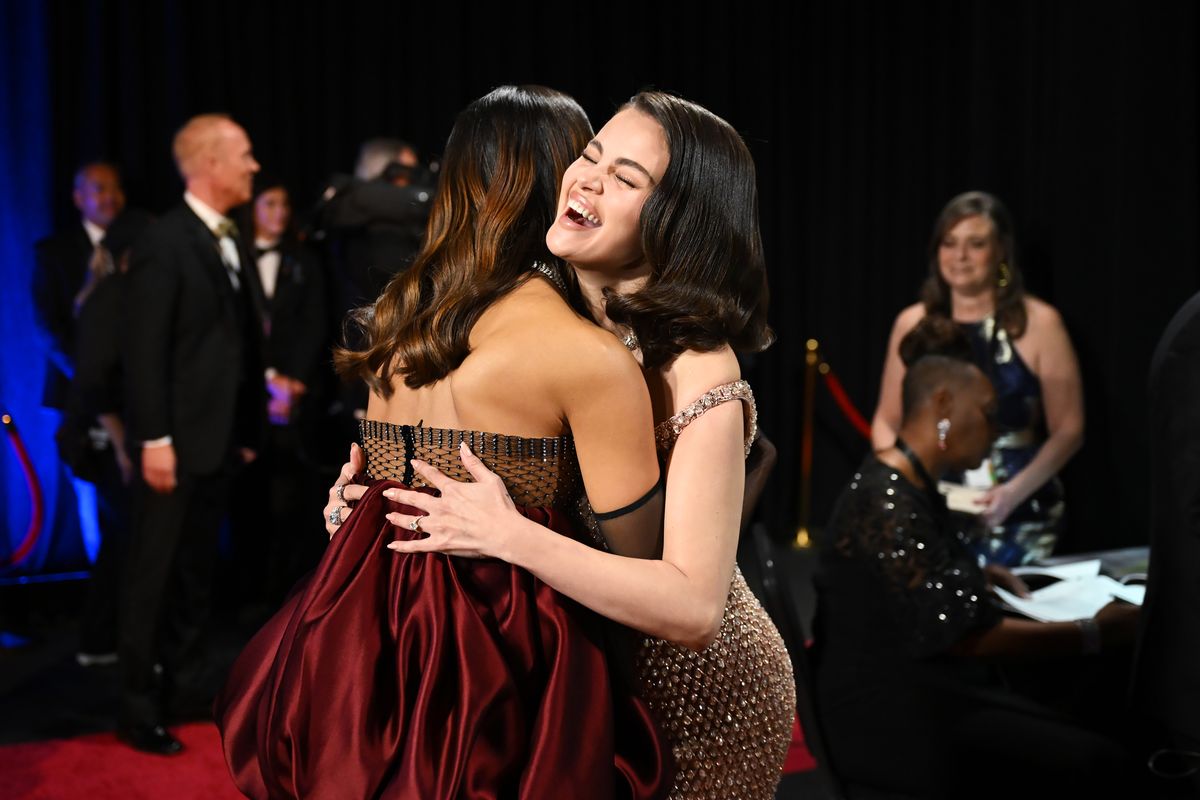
[593, 476, 665, 521]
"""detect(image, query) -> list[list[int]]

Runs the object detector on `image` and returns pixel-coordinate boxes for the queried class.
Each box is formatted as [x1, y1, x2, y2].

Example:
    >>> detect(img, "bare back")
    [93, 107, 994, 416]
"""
[367, 276, 660, 512]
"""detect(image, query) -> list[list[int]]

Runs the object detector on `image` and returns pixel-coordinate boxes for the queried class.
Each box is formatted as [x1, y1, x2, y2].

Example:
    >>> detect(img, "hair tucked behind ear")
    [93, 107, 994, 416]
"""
[602, 91, 773, 369]
[333, 86, 592, 395]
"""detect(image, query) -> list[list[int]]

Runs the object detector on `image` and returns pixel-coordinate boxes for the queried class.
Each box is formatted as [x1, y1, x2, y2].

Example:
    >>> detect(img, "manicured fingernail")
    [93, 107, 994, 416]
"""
[383, 489, 396, 499]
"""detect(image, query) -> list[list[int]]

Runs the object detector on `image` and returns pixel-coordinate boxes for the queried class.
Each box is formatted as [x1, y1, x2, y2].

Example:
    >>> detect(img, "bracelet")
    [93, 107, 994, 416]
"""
[1075, 618, 1101, 655]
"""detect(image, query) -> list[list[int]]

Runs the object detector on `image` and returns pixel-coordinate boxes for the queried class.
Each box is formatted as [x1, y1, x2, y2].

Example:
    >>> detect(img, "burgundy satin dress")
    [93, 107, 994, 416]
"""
[215, 422, 672, 799]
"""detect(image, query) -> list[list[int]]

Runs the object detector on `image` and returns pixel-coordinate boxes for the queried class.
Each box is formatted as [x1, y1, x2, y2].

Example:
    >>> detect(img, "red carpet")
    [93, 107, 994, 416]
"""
[0, 718, 814, 799]
[783, 715, 818, 774]
[0, 723, 242, 800]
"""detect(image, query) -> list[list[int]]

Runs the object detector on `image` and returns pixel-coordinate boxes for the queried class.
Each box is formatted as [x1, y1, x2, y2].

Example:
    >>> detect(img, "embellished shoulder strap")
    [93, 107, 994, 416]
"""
[654, 379, 757, 457]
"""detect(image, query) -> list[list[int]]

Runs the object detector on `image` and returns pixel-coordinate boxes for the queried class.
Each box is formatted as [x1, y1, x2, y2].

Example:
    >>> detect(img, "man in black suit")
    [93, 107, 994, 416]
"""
[34, 163, 152, 664]
[118, 113, 264, 754]
[1132, 290, 1200, 792]
[33, 162, 145, 409]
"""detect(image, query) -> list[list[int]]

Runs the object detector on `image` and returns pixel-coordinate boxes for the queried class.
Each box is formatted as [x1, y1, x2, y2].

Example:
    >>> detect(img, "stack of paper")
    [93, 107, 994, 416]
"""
[993, 559, 1144, 622]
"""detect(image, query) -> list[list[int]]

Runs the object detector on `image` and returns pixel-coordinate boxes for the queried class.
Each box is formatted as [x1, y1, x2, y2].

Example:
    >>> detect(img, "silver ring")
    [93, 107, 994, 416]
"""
[336, 483, 347, 503]
[409, 517, 422, 532]
[328, 506, 343, 526]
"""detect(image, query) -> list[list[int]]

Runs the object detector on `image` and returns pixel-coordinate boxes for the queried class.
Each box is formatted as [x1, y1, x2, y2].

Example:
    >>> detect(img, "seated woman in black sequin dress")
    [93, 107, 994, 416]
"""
[871, 191, 1084, 565]
[814, 317, 1143, 799]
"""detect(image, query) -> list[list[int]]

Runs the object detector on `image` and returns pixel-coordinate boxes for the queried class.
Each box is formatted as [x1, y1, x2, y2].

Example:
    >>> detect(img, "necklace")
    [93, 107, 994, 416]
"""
[530, 260, 566, 293]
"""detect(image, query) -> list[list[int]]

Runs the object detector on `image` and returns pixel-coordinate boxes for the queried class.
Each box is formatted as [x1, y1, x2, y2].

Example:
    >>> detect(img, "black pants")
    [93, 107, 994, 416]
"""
[227, 424, 327, 611]
[118, 466, 230, 728]
[78, 447, 131, 654]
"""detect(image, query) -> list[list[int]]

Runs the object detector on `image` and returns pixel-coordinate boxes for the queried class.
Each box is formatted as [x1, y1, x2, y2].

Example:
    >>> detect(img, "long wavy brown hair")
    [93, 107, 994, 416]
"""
[601, 91, 773, 370]
[335, 86, 592, 395]
[919, 190, 1028, 338]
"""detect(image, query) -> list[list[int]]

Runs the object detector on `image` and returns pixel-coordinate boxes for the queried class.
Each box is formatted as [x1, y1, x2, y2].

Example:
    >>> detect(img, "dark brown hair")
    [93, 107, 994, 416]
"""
[602, 91, 773, 369]
[335, 86, 592, 394]
[919, 190, 1027, 338]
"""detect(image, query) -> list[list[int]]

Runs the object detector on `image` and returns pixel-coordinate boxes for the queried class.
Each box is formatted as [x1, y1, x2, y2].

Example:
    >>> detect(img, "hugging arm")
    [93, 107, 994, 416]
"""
[388, 392, 747, 651]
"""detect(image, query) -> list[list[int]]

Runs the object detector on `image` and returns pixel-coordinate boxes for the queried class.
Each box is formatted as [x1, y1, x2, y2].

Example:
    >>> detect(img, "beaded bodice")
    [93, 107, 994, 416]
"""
[358, 420, 583, 509]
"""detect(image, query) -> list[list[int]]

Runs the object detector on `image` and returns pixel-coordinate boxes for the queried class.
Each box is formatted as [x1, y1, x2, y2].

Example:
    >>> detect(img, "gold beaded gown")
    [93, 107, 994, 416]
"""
[635, 380, 796, 800]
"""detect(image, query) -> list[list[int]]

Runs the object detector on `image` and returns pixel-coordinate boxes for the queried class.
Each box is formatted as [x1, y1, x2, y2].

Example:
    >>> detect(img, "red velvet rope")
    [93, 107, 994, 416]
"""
[819, 367, 872, 441]
[1, 413, 45, 567]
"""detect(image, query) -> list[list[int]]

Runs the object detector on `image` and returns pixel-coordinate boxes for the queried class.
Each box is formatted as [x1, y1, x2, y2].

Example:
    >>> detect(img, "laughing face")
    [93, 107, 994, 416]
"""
[545, 108, 669, 276]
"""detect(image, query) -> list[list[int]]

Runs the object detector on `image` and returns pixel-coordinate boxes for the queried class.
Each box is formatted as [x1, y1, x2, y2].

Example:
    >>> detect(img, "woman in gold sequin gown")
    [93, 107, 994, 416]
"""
[380, 92, 796, 799]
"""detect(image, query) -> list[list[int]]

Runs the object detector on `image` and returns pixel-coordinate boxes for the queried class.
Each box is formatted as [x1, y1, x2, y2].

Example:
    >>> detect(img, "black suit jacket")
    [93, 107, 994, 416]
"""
[33, 224, 91, 408]
[124, 203, 265, 474]
[1132, 290, 1200, 742]
[33, 211, 154, 408]
[259, 240, 327, 387]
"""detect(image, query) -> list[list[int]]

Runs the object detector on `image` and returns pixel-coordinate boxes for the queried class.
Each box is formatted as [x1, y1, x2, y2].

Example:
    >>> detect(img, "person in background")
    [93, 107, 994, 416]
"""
[229, 175, 328, 613]
[353, 137, 420, 183]
[816, 316, 1142, 798]
[118, 114, 265, 755]
[37, 161, 151, 666]
[35, 163, 136, 409]
[309, 137, 436, 431]
[1132, 291, 1200, 795]
[317, 136, 434, 313]
[871, 191, 1084, 565]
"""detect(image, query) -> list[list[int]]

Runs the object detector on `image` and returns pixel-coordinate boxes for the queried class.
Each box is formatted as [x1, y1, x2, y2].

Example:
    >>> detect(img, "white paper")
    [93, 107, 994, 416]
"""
[1011, 559, 1102, 582]
[938, 482, 988, 515]
[1109, 583, 1146, 605]
[994, 574, 1140, 623]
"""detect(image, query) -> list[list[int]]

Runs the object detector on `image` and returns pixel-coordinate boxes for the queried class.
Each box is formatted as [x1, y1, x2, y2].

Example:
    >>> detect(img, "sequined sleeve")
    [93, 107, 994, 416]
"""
[827, 462, 1002, 657]
[655, 379, 757, 456]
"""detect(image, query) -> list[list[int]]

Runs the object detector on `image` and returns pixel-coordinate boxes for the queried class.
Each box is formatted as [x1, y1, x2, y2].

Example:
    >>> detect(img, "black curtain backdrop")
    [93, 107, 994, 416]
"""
[23, 0, 1198, 556]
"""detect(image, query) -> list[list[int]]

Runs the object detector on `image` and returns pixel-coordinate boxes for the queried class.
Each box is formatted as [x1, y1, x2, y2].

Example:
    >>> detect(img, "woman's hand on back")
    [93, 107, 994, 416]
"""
[383, 442, 521, 559]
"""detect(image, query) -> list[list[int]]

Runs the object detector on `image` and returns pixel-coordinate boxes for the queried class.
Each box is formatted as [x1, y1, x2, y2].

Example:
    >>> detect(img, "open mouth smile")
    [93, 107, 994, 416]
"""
[564, 197, 601, 228]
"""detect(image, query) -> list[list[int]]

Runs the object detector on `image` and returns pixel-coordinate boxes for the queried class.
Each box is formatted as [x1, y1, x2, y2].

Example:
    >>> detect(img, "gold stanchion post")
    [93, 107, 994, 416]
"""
[795, 339, 820, 548]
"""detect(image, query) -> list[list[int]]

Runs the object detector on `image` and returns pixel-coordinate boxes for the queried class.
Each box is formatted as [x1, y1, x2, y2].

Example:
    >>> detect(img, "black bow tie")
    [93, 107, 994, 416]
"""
[255, 243, 281, 259]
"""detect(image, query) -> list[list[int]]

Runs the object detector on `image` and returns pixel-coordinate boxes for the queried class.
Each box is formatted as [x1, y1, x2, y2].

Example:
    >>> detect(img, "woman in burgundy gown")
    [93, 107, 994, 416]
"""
[214, 86, 672, 800]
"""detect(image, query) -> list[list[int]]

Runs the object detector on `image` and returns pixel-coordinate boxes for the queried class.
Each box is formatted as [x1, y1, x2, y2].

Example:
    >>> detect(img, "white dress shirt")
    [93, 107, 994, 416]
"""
[184, 191, 241, 287]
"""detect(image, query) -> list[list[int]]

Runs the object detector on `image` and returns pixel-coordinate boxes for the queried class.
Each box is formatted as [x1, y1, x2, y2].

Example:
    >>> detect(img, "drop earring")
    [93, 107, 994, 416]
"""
[937, 418, 951, 451]
[997, 262, 1012, 289]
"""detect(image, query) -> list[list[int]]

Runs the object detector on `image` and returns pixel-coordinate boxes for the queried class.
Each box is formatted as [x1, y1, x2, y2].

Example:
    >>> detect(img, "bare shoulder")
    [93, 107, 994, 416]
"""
[497, 280, 642, 383]
[894, 302, 926, 335]
[1023, 295, 1065, 331]
[662, 346, 742, 410]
